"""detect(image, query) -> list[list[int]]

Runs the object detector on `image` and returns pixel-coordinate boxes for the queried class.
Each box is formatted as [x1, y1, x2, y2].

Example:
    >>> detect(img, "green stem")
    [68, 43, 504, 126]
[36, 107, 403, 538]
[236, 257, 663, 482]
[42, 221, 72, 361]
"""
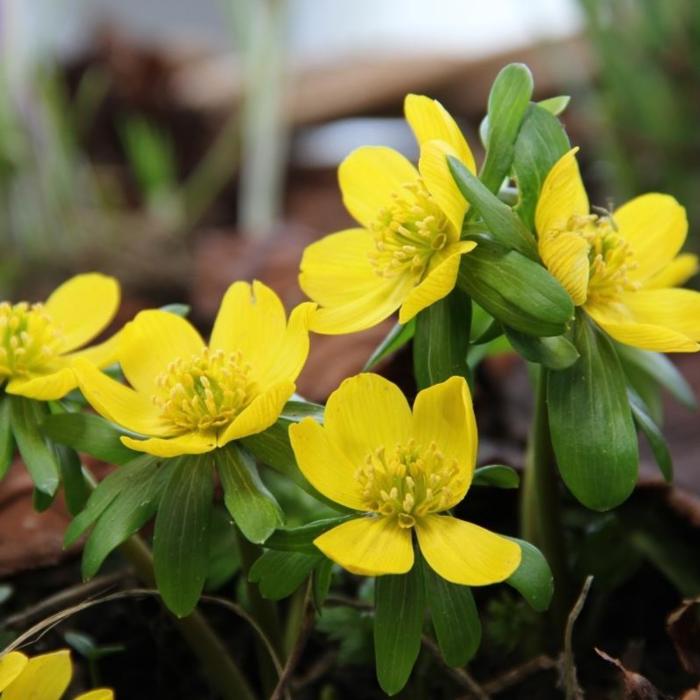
[520, 366, 571, 636]
[118, 536, 256, 700]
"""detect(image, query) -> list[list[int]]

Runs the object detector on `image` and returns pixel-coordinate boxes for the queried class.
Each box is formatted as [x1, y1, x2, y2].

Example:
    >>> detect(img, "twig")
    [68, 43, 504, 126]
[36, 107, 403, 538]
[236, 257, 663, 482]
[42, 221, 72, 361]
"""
[481, 655, 557, 695]
[291, 649, 337, 691]
[324, 594, 372, 610]
[562, 575, 593, 700]
[421, 635, 490, 700]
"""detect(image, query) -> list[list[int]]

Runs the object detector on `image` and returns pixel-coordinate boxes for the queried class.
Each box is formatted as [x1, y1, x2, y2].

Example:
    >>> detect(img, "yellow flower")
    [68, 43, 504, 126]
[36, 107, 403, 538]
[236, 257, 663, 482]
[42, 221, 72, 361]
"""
[289, 374, 521, 584]
[536, 149, 700, 352]
[0, 273, 120, 400]
[299, 95, 478, 334]
[74, 281, 315, 458]
[0, 649, 113, 700]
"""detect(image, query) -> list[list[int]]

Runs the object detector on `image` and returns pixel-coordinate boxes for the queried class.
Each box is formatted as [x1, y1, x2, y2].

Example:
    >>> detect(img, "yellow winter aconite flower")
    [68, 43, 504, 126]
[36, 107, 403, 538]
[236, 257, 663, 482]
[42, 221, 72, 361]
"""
[536, 149, 700, 352]
[299, 94, 478, 334]
[0, 273, 120, 400]
[74, 280, 315, 458]
[0, 649, 113, 700]
[289, 374, 521, 584]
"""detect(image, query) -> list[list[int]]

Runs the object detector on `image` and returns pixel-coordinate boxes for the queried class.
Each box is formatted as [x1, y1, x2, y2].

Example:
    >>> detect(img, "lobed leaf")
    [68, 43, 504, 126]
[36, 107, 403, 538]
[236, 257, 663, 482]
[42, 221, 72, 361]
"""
[506, 538, 553, 612]
[249, 550, 320, 600]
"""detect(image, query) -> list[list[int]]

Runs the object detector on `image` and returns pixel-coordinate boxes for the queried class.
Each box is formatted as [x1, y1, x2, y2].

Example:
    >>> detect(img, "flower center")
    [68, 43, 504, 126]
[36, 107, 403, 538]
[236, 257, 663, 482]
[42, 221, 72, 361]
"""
[152, 348, 256, 432]
[0, 302, 64, 378]
[355, 439, 465, 528]
[368, 179, 450, 279]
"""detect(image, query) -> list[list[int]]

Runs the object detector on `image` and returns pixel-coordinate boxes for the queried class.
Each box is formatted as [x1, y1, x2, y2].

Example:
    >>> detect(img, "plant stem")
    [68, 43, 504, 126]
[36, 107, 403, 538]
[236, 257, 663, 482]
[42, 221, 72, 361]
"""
[520, 366, 571, 635]
[118, 535, 256, 700]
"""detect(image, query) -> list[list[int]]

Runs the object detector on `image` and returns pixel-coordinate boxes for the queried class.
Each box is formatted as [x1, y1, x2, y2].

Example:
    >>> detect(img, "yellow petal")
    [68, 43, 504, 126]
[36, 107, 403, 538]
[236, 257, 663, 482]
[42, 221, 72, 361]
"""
[535, 148, 588, 237]
[538, 230, 590, 306]
[404, 94, 476, 171]
[120, 310, 205, 395]
[74, 691, 114, 700]
[45, 273, 120, 353]
[324, 373, 412, 467]
[623, 289, 700, 341]
[313, 516, 413, 576]
[73, 359, 174, 437]
[0, 652, 28, 692]
[588, 307, 699, 353]
[613, 193, 688, 283]
[338, 146, 419, 228]
[645, 253, 698, 289]
[398, 241, 475, 323]
[121, 431, 216, 457]
[3, 650, 72, 700]
[218, 380, 295, 445]
[6, 366, 77, 400]
[289, 418, 365, 510]
[415, 515, 521, 585]
[411, 376, 477, 506]
[68, 331, 122, 369]
[418, 140, 469, 234]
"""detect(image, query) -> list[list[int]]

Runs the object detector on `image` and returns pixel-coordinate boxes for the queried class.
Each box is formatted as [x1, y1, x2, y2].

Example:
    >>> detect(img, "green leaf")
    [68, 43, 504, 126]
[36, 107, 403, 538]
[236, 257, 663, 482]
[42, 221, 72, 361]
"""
[413, 288, 471, 390]
[153, 454, 214, 617]
[281, 399, 325, 423]
[506, 538, 553, 612]
[422, 558, 480, 666]
[82, 459, 171, 579]
[505, 326, 579, 370]
[472, 464, 519, 489]
[56, 445, 89, 516]
[471, 318, 503, 345]
[216, 443, 283, 544]
[42, 412, 139, 466]
[548, 315, 639, 510]
[628, 391, 673, 482]
[160, 303, 190, 317]
[457, 240, 574, 338]
[479, 63, 534, 194]
[364, 320, 416, 371]
[249, 550, 320, 600]
[374, 562, 426, 695]
[616, 343, 697, 410]
[512, 103, 570, 231]
[449, 157, 537, 259]
[9, 396, 60, 495]
[538, 95, 571, 116]
[205, 506, 241, 591]
[0, 397, 15, 482]
[313, 558, 334, 610]
[265, 515, 354, 554]
[65, 454, 159, 546]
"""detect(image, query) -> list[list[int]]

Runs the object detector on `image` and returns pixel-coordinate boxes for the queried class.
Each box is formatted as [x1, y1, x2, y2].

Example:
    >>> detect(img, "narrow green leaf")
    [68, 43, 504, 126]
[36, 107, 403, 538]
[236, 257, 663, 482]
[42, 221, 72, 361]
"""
[506, 538, 554, 612]
[153, 454, 214, 617]
[57, 445, 89, 516]
[538, 95, 571, 116]
[280, 399, 325, 423]
[82, 459, 171, 579]
[9, 396, 60, 495]
[313, 558, 334, 610]
[0, 397, 15, 481]
[413, 289, 471, 390]
[471, 318, 503, 345]
[65, 454, 159, 546]
[548, 315, 639, 510]
[479, 63, 534, 193]
[249, 550, 320, 600]
[374, 562, 425, 695]
[472, 464, 519, 489]
[628, 391, 673, 482]
[33, 488, 56, 512]
[505, 326, 579, 370]
[616, 343, 697, 410]
[449, 156, 537, 259]
[265, 515, 354, 554]
[457, 240, 573, 338]
[216, 443, 283, 544]
[160, 303, 190, 317]
[42, 412, 139, 466]
[423, 558, 481, 666]
[512, 103, 570, 231]
[364, 320, 416, 371]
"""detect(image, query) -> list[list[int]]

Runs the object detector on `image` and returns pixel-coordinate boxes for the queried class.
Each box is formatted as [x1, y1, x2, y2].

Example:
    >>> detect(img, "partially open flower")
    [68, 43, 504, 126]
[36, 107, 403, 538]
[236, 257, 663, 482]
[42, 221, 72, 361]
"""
[0, 273, 120, 400]
[290, 374, 521, 584]
[74, 281, 315, 457]
[536, 149, 700, 352]
[0, 649, 112, 700]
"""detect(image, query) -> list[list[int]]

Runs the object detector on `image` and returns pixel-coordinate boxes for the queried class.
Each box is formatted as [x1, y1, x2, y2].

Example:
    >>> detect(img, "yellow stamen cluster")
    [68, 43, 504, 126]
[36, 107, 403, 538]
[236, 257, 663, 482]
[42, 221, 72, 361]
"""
[153, 348, 255, 432]
[355, 439, 464, 528]
[0, 302, 63, 378]
[369, 179, 449, 279]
